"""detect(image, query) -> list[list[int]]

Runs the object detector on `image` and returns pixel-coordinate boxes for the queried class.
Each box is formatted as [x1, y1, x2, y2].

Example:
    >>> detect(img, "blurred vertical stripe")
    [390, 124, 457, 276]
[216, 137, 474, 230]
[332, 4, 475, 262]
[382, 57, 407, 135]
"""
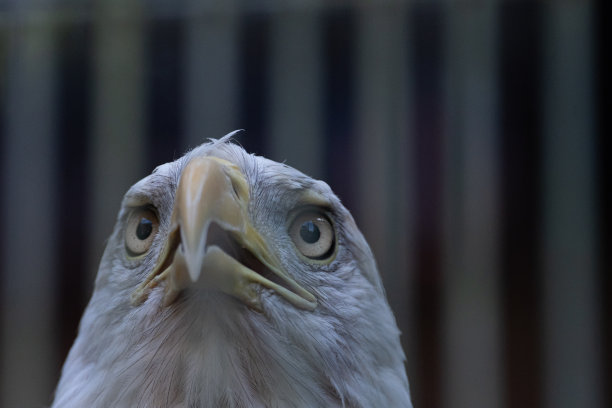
[442, 2, 503, 408]
[0, 20, 8, 404]
[595, 0, 611, 403]
[353, 0, 415, 399]
[88, 0, 147, 285]
[542, 2, 602, 408]
[0, 6, 59, 406]
[269, 7, 323, 179]
[146, 15, 184, 166]
[410, 3, 445, 406]
[55, 16, 92, 362]
[183, 2, 239, 147]
[499, 2, 544, 407]
[322, 8, 356, 207]
[236, 12, 270, 154]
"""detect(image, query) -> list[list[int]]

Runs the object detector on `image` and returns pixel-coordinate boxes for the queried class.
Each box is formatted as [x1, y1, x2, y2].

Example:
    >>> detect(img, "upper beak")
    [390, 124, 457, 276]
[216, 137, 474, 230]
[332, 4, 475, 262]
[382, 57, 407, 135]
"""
[130, 156, 317, 311]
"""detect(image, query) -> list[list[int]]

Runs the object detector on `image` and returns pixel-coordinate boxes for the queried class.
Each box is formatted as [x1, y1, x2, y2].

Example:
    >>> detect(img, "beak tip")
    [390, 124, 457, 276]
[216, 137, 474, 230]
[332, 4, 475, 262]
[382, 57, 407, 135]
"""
[188, 267, 201, 283]
[179, 249, 203, 283]
[170, 248, 203, 288]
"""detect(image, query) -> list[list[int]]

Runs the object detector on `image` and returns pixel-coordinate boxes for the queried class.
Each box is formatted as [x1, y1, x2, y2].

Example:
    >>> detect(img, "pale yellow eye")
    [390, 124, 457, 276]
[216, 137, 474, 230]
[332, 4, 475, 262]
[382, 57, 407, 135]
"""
[125, 208, 159, 256]
[289, 211, 335, 260]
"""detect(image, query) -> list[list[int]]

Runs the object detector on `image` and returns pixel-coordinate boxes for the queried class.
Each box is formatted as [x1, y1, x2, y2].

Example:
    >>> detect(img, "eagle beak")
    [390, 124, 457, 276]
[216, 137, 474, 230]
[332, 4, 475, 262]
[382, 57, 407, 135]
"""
[131, 156, 317, 311]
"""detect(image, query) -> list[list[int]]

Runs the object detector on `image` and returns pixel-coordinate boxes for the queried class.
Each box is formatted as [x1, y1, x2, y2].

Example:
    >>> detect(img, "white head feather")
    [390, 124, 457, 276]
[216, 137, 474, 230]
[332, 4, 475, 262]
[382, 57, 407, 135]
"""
[52, 135, 412, 408]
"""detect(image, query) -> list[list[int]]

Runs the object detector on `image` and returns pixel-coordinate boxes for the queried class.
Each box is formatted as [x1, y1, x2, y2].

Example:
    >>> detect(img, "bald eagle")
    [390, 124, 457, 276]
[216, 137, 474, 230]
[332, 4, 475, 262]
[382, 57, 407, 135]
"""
[52, 134, 412, 407]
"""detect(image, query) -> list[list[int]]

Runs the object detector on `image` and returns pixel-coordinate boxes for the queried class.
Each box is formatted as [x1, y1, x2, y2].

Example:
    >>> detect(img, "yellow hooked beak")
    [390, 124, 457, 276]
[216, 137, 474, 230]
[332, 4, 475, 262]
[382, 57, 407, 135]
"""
[131, 156, 317, 311]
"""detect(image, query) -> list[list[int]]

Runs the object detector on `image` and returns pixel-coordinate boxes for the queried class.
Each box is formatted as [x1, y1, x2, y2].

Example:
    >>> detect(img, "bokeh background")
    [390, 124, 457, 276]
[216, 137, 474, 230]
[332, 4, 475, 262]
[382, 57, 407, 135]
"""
[0, 0, 608, 407]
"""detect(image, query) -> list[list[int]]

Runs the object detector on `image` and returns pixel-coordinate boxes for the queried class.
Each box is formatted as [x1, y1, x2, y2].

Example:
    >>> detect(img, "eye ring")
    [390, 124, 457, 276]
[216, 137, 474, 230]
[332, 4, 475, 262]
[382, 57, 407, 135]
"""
[289, 210, 336, 261]
[125, 207, 159, 257]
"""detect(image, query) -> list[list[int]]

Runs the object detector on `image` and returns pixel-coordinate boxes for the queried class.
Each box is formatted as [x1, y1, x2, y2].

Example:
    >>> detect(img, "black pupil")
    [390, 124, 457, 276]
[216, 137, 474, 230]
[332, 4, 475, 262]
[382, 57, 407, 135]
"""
[136, 218, 153, 240]
[299, 221, 320, 244]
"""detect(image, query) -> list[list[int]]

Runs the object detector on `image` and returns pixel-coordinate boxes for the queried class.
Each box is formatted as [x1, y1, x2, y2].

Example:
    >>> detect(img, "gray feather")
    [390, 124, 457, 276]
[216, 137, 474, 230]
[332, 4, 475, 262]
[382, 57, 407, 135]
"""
[52, 135, 412, 408]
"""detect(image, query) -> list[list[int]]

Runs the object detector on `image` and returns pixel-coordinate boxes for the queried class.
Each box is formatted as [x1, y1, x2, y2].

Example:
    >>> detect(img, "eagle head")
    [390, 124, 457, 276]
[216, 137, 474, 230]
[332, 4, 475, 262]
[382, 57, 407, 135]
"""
[52, 134, 412, 407]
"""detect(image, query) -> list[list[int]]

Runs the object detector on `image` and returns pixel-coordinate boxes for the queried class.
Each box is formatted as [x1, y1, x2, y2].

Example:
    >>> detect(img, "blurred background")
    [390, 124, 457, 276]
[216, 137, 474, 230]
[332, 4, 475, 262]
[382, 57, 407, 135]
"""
[0, 0, 608, 407]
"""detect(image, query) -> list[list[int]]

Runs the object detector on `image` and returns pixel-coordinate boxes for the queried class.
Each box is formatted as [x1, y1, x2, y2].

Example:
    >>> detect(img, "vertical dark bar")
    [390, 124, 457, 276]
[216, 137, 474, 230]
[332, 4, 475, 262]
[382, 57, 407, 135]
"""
[499, 2, 543, 408]
[322, 8, 356, 208]
[146, 18, 185, 168]
[410, 4, 445, 408]
[54, 21, 92, 363]
[595, 0, 610, 405]
[237, 12, 270, 155]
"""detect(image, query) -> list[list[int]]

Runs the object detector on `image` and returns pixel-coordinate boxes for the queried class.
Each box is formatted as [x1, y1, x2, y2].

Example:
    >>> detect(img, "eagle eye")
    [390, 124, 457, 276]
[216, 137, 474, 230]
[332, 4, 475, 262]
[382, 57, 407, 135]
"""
[289, 210, 335, 260]
[125, 207, 159, 257]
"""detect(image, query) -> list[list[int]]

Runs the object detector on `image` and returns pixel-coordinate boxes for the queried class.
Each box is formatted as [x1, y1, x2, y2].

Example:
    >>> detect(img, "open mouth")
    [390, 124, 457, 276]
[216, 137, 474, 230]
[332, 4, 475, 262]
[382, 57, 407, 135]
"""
[131, 220, 316, 311]
[130, 155, 317, 311]
[204, 222, 293, 296]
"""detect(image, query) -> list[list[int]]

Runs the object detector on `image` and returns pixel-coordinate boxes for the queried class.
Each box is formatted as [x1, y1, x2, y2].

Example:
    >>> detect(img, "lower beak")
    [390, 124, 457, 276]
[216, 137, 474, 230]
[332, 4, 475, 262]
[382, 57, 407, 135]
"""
[130, 156, 317, 311]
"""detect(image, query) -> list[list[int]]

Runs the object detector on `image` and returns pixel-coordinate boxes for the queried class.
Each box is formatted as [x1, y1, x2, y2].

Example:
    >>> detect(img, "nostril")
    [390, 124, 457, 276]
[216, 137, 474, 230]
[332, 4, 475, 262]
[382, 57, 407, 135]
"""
[230, 178, 241, 199]
[225, 168, 248, 202]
